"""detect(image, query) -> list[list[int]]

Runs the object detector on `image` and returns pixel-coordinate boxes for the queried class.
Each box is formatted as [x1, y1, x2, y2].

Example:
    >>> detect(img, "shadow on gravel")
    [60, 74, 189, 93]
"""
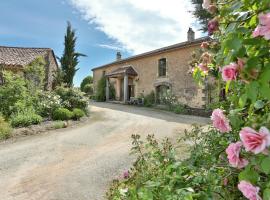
[90, 102, 210, 125]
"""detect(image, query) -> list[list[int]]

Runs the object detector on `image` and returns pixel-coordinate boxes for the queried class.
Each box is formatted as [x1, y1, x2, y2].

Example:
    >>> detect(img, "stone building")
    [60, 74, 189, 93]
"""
[0, 46, 58, 90]
[92, 28, 210, 108]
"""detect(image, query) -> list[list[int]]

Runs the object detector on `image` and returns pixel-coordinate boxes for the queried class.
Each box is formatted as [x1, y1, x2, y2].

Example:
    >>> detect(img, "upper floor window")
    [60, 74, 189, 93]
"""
[158, 58, 167, 77]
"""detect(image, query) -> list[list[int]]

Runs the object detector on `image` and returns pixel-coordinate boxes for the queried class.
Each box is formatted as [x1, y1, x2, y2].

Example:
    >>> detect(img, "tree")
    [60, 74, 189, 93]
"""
[80, 75, 93, 91]
[60, 22, 85, 87]
[190, 0, 212, 32]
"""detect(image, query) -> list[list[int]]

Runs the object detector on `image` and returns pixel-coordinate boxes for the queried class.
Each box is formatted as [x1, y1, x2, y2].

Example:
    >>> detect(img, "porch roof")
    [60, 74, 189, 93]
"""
[106, 66, 138, 78]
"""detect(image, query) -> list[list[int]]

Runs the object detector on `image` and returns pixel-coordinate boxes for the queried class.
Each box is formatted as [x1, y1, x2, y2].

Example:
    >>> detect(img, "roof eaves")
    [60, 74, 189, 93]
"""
[92, 36, 210, 71]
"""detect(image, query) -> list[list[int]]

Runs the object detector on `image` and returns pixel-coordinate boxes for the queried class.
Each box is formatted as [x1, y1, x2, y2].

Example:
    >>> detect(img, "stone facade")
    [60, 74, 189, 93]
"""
[92, 34, 209, 108]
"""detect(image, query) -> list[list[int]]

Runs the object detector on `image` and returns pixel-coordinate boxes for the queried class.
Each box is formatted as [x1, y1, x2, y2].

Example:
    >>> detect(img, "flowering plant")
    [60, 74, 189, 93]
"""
[194, 0, 270, 199]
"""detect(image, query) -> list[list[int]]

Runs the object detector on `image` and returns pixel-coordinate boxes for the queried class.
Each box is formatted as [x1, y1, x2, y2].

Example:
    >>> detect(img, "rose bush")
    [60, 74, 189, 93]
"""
[108, 0, 270, 199]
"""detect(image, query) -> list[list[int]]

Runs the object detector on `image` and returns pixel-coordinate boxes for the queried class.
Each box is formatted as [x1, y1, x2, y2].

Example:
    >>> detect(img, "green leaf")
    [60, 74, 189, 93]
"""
[260, 84, 270, 100]
[254, 100, 265, 109]
[239, 168, 259, 184]
[225, 37, 242, 51]
[260, 64, 270, 83]
[246, 57, 259, 70]
[226, 81, 231, 93]
[239, 94, 247, 108]
[261, 157, 270, 174]
[246, 81, 259, 103]
[263, 188, 270, 200]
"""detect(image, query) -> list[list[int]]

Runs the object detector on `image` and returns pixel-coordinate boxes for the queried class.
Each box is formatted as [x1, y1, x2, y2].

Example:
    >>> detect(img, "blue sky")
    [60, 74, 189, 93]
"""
[0, 0, 201, 86]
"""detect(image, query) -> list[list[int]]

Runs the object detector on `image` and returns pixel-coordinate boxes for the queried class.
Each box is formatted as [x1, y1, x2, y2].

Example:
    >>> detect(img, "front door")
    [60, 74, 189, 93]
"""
[128, 85, 135, 100]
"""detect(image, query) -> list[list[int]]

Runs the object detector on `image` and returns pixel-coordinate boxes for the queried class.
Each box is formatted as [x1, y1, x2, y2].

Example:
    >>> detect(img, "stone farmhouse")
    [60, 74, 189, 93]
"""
[92, 28, 210, 108]
[0, 46, 58, 90]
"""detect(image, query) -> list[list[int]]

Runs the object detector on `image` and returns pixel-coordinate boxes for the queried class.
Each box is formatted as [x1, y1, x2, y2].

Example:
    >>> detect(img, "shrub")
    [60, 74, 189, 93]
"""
[95, 76, 106, 101]
[52, 121, 66, 129]
[172, 103, 186, 114]
[72, 108, 85, 120]
[52, 108, 73, 121]
[83, 83, 93, 95]
[11, 111, 42, 127]
[80, 76, 93, 91]
[143, 91, 155, 107]
[0, 72, 29, 118]
[55, 86, 88, 112]
[0, 116, 12, 140]
[37, 92, 62, 118]
[160, 89, 178, 110]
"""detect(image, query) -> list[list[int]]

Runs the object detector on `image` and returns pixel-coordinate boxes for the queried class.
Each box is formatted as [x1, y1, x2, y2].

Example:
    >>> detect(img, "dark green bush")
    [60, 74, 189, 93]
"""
[72, 108, 85, 120]
[0, 115, 12, 139]
[143, 91, 155, 107]
[83, 84, 93, 95]
[11, 111, 42, 127]
[172, 104, 186, 114]
[95, 76, 106, 101]
[80, 76, 93, 91]
[52, 108, 73, 121]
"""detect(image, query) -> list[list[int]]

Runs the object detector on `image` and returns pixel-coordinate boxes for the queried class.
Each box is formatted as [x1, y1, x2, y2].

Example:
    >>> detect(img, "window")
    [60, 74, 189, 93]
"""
[158, 58, 167, 77]
[102, 70, 106, 77]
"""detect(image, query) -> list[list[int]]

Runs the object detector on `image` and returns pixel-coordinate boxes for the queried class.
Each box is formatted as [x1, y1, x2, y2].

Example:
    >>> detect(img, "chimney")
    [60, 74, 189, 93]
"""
[116, 52, 122, 61]
[187, 27, 195, 41]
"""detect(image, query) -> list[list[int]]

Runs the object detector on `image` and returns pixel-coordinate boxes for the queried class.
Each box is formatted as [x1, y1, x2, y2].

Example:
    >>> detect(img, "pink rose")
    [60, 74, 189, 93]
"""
[221, 63, 238, 81]
[208, 5, 217, 14]
[225, 142, 248, 169]
[202, 0, 211, 9]
[240, 127, 270, 154]
[259, 26, 270, 40]
[123, 170, 129, 179]
[238, 181, 262, 200]
[198, 63, 209, 73]
[253, 13, 270, 40]
[252, 26, 261, 37]
[259, 13, 270, 26]
[211, 109, 231, 133]
[201, 42, 209, 49]
[208, 19, 219, 35]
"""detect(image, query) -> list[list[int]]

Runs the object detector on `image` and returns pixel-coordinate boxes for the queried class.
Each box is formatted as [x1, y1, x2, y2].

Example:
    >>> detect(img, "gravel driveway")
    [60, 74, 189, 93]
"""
[0, 102, 209, 200]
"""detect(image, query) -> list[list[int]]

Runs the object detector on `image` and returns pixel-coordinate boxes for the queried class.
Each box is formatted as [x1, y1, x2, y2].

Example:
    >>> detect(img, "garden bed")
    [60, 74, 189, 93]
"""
[3, 116, 89, 141]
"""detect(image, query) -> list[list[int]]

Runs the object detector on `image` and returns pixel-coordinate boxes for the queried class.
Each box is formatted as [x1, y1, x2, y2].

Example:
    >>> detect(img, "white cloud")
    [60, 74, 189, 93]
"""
[69, 0, 201, 54]
[98, 44, 123, 51]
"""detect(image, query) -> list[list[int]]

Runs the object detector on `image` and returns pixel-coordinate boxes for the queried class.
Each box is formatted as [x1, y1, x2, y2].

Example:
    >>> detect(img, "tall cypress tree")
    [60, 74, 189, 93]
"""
[60, 22, 85, 87]
[191, 0, 212, 32]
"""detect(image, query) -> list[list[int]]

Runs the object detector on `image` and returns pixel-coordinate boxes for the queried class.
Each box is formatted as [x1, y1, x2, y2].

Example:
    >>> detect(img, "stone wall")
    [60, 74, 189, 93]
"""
[93, 43, 206, 108]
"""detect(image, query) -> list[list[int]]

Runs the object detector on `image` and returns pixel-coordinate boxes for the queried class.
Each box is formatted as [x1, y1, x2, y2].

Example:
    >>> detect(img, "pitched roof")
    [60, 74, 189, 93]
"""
[92, 36, 210, 71]
[106, 66, 138, 78]
[0, 46, 58, 67]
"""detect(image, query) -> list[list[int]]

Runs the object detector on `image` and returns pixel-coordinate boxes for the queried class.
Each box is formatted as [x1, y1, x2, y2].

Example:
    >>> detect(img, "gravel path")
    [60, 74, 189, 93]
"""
[0, 102, 210, 200]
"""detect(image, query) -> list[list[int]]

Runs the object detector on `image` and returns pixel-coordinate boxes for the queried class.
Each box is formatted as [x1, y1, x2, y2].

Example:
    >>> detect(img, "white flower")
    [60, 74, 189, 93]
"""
[119, 188, 128, 196]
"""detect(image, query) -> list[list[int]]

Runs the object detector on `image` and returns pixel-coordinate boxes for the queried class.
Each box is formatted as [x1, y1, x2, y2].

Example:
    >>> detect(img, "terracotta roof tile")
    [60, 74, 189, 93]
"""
[0, 46, 52, 67]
